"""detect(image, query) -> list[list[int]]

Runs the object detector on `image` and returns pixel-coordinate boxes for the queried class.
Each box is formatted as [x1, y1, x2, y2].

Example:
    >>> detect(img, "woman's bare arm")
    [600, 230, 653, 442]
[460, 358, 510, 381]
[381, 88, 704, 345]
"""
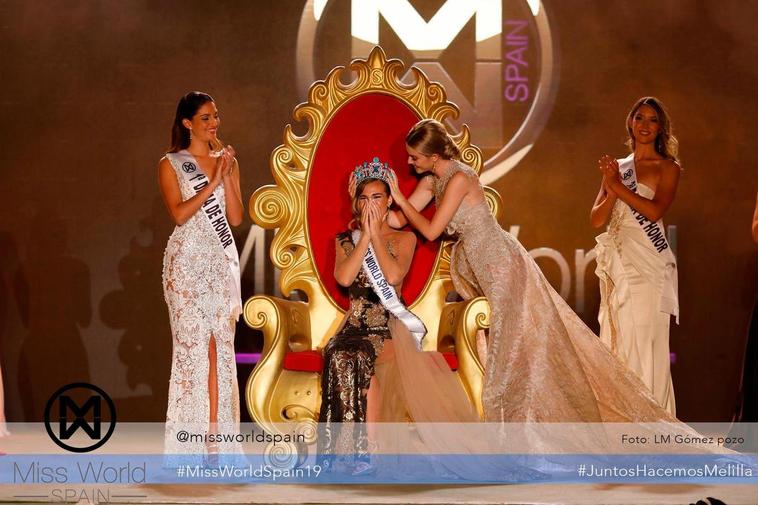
[158, 157, 222, 226]
[387, 176, 434, 229]
[390, 172, 470, 241]
[334, 233, 371, 287]
[607, 160, 680, 222]
[590, 178, 618, 228]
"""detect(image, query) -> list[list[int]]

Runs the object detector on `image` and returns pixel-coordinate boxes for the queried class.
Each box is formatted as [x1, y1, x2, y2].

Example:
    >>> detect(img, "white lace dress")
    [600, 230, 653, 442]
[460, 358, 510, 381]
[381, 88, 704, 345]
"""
[162, 155, 241, 461]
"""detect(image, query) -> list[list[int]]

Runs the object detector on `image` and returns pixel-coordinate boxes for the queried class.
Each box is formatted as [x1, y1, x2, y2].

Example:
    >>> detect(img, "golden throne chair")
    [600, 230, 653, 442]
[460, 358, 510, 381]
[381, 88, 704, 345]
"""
[244, 47, 504, 438]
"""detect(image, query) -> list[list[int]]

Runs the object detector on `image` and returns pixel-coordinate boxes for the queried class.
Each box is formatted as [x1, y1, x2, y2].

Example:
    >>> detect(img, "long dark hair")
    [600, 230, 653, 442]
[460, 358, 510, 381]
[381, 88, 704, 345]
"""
[625, 96, 680, 164]
[167, 91, 216, 153]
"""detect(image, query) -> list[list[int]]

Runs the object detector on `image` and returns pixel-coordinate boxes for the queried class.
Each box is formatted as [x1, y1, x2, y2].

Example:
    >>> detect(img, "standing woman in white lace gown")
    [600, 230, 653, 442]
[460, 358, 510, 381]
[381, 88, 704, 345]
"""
[158, 92, 244, 459]
[591, 97, 681, 416]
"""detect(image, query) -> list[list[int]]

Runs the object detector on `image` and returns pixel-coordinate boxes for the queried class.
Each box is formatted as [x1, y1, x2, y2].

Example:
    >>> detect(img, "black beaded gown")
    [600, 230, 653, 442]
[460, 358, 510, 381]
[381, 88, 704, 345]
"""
[318, 231, 398, 467]
[317, 229, 489, 463]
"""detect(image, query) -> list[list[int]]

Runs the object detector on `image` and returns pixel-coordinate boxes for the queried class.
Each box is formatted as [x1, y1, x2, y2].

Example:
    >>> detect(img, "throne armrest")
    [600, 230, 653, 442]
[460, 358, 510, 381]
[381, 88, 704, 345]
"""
[243, 295, 314, 433]
[438, 296, 491, 419]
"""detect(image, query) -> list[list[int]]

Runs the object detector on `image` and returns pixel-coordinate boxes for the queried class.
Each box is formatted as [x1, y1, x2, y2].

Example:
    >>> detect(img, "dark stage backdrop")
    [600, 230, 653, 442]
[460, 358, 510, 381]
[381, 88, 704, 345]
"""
[0, 0, 755, 422]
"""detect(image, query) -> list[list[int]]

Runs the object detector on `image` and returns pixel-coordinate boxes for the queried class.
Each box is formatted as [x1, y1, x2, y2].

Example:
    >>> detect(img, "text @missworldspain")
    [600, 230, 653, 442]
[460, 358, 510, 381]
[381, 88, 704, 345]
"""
[173, 428, 306, 446]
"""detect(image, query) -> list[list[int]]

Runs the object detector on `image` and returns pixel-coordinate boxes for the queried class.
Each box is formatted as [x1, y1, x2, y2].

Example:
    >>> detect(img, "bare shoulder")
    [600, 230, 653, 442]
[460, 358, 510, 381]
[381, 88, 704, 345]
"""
[450, 170, 471, 183]
[158, 156, 181, 199]
[449, 170, 479, 190]
[390, 229, 417, 246]
[418, 174, 435, 188]
[158, 156, 177, 180]
[659, 158, 680, 172]
[658, 158, 681, 179]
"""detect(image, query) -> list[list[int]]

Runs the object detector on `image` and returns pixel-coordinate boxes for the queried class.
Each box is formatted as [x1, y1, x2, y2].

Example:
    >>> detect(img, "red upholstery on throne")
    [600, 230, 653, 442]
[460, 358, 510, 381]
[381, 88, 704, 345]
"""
[283, 350, 324, 373]
[283, 351, 456, 372]
[441, 352, 459, 371]
[281, 93, 451, 372]
[306, 93, 439, 309]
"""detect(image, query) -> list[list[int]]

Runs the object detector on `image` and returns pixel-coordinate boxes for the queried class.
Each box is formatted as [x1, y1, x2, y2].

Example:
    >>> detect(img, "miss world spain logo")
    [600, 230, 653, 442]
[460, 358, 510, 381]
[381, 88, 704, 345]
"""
[295, 0, 559, 184]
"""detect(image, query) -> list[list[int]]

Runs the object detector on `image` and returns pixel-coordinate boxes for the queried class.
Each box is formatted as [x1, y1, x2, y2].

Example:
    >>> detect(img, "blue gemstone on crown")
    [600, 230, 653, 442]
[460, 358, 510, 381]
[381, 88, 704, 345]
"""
[354, 156, 391, 183]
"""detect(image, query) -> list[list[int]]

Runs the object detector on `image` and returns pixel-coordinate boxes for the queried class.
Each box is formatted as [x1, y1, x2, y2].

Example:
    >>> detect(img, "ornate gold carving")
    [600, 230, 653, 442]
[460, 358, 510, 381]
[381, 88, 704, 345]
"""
[282, 403, 318, 423]
[249, 46, 495, 344]
[484, 186, 504, 222]
[246, 46, 501, 428]
[438, 297, 491, 418]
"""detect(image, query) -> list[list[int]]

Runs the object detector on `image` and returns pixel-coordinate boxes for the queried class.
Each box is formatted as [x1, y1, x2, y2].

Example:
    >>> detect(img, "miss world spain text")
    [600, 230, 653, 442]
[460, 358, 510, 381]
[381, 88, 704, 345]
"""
[176, 464, 323, 481]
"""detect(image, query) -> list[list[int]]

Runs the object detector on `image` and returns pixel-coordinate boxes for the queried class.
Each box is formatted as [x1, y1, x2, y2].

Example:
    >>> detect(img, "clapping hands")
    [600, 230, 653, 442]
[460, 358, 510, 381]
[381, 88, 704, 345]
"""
[213, 145, 236, 185]
[598, 154, 620, 196]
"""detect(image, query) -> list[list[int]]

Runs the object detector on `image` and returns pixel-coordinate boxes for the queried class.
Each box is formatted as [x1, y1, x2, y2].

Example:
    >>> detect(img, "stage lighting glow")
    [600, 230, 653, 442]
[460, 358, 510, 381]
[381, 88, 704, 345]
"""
[314, 0, 328, 21]
[351, 0, 502, 50]
[297, 0, 559, 188]
[236, 353, 261, 365]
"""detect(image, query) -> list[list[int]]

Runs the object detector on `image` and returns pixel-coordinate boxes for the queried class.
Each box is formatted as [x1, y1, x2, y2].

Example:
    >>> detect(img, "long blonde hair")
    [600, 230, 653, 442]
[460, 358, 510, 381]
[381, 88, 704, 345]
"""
[625, 96, 679, 164]
[405, 119, 460, 159]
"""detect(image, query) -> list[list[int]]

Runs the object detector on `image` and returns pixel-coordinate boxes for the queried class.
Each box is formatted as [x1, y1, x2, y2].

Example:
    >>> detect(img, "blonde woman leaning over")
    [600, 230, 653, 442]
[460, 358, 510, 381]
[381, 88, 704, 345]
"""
[388, 119, 684, 427]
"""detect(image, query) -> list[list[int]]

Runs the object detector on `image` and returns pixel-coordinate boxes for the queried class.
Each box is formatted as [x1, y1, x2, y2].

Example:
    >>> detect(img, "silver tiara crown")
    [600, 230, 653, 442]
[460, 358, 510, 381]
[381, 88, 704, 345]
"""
[354, 157, 391, 184]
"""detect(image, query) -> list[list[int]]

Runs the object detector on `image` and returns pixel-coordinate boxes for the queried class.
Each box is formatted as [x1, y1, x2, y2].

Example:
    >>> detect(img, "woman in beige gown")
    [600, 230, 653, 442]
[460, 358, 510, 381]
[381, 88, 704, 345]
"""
[387, 119, 686, 425]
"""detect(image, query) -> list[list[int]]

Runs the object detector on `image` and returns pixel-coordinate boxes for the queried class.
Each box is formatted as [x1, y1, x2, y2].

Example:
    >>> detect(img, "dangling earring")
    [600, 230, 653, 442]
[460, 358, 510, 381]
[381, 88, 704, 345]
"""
[189, 128, 193, 140]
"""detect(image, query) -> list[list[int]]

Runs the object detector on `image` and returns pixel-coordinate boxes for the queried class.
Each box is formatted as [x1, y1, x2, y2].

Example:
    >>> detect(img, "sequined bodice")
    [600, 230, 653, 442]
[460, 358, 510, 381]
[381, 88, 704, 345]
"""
[432, 160, 496, 239]
[336, 231, 399, 331]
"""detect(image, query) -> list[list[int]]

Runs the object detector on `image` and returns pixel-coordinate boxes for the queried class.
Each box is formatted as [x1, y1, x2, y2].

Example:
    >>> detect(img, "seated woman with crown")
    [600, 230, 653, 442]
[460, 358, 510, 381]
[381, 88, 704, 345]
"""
[318, 158, 480, 475]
